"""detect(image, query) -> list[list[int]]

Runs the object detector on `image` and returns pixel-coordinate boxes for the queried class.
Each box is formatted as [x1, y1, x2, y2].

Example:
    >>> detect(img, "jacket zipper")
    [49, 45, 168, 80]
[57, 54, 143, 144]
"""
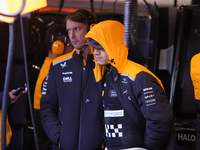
[78, 66, 86, 150]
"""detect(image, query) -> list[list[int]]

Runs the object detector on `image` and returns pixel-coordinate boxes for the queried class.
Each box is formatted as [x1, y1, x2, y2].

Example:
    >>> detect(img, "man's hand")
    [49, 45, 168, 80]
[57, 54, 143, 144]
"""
[9, 89, 25, 105]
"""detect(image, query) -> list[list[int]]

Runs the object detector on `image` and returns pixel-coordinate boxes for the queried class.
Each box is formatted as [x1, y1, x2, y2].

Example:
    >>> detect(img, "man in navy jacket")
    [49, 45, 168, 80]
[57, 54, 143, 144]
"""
[85, 20, 175, 150]
[40, 9, 104, 149]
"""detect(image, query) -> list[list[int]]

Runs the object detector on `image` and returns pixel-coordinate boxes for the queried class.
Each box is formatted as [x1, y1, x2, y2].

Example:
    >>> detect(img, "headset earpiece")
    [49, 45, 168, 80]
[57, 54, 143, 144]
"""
[86, 20, 90, 32]
[52, 40, 64, 56]
[76, 9, 95, 32]
[63, 36, 67, 44]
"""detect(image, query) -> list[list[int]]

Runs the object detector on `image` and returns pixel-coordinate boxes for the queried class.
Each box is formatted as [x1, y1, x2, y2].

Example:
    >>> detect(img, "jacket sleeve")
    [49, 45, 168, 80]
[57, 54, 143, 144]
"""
[40, 64, 60, 144]
[134, 72, 174, 150]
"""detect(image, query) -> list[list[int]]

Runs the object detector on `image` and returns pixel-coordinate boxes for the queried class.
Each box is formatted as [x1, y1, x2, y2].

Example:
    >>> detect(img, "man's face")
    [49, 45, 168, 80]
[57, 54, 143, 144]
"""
[66, 19, 88, 50]
[93, 48, 110, 66]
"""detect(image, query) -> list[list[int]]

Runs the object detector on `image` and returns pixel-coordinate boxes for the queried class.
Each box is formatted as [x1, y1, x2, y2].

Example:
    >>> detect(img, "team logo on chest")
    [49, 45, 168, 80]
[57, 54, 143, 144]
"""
[63, 76, 72, 82]
[60, 62, 67, 68]
[122, 77, 128, 84]
[109, 90, 117, 98]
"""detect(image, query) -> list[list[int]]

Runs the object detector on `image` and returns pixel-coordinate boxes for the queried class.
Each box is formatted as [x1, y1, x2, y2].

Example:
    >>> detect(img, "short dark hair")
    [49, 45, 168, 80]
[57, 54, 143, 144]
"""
[65, 9, 98, 28]
[45, 24, 68, 51]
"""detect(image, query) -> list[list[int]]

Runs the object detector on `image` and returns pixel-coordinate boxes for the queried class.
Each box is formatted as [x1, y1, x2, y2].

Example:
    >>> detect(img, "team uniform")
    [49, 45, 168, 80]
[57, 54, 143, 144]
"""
[0, 92, 12, 148]
[34, 57, 53, 150]
[190, 53, 200, 150]
[85, 20, 175, 150]
[102, 72, 145, 149]
[40, 49, 104, 149]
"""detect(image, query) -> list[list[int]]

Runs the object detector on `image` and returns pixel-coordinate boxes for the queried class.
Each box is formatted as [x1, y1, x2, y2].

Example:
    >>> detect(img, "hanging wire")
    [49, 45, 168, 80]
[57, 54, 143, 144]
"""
[143, 0, 159, 19]
[90, 0, 95, 13]
[20, 16, 39, 150]
[1, 1, 26, 149]
[46, 0, 64, 27]
[1, 22, 15, 150]
[99, 0, 104, 21]
[111, 0, 117, 20]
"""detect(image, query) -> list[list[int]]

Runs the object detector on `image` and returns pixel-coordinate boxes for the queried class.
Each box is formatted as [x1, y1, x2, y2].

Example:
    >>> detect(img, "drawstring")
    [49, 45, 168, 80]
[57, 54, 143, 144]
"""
[110, 59, 115, 64]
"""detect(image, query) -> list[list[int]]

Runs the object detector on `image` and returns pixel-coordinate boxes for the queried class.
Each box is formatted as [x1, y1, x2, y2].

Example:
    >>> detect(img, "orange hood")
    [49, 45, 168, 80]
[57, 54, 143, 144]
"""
[85, 20, 129, 74]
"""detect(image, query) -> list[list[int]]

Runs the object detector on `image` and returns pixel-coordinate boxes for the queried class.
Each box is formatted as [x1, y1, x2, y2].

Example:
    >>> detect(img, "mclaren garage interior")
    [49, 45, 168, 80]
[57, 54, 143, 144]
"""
[0, 0, 200, 149]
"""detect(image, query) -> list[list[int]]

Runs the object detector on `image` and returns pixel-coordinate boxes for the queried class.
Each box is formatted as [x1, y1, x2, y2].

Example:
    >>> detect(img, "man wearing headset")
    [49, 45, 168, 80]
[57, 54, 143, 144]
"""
[34, 24, 73, 150]
[40, 9, 104, 149]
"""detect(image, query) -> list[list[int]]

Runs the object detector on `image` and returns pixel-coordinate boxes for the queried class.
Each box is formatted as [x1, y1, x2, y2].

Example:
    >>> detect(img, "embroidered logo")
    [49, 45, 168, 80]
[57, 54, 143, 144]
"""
[123, 90, 132, 101]
[114, 76, 118, 81]
[42, 75, 48, 95]
[143, 87, 156, 106]
[63, 76, 72, 82]
[143, 87, 153, 92]
[60, 62, 67, 68]
[145, 99, 156, 106]
[109, 90, 117, 98]
[62, 71, 73, 75]
[122, 77, 128, 84]
[104, 110, 124, 117]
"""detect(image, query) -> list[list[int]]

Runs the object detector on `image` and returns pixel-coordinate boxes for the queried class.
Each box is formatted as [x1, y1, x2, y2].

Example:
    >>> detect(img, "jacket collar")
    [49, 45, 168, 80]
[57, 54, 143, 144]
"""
[72, 50, 95, 69]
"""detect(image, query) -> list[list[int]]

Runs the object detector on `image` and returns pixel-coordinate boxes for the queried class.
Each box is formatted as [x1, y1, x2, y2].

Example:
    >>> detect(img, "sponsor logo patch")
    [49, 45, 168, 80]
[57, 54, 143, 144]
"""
[109, 90, 117, 98]
[145, 99, 156, 106]
[104, 110, 124, 117]
[122, 77, 128, 84]
[60, 62, 67, 68]
[63, 76, 72, 82]
[143, 87, 153, 92]
[62, 71, 73, 75]
[143, 87, 156, 106]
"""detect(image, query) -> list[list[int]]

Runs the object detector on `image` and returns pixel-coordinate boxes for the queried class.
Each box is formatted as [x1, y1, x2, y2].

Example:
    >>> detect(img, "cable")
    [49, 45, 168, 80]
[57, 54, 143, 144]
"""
[143, 0, 159, 19]
[0, 0, 26, 17]
[1, 22, 15, 150]
[90, 0, 95, 13]
[111, 0, 117, 20]
[1, 1, 26, 149]
[46, 0, 64, 27]
[99, 0, 104, 21]
[80, 45, 88, 55]
[20, 16, 39, 150]
[174, 0, 177, 7]
[101, 0, 104, 14]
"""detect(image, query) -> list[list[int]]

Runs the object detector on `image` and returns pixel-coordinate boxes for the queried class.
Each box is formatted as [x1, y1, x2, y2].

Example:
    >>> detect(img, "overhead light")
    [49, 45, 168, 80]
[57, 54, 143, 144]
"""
[0, 0, 47, 23]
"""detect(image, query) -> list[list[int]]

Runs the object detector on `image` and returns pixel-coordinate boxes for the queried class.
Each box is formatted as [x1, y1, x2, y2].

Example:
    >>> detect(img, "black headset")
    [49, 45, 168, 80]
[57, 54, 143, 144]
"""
[51, 33, 67, 56]
[75, 9, 96, 32]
